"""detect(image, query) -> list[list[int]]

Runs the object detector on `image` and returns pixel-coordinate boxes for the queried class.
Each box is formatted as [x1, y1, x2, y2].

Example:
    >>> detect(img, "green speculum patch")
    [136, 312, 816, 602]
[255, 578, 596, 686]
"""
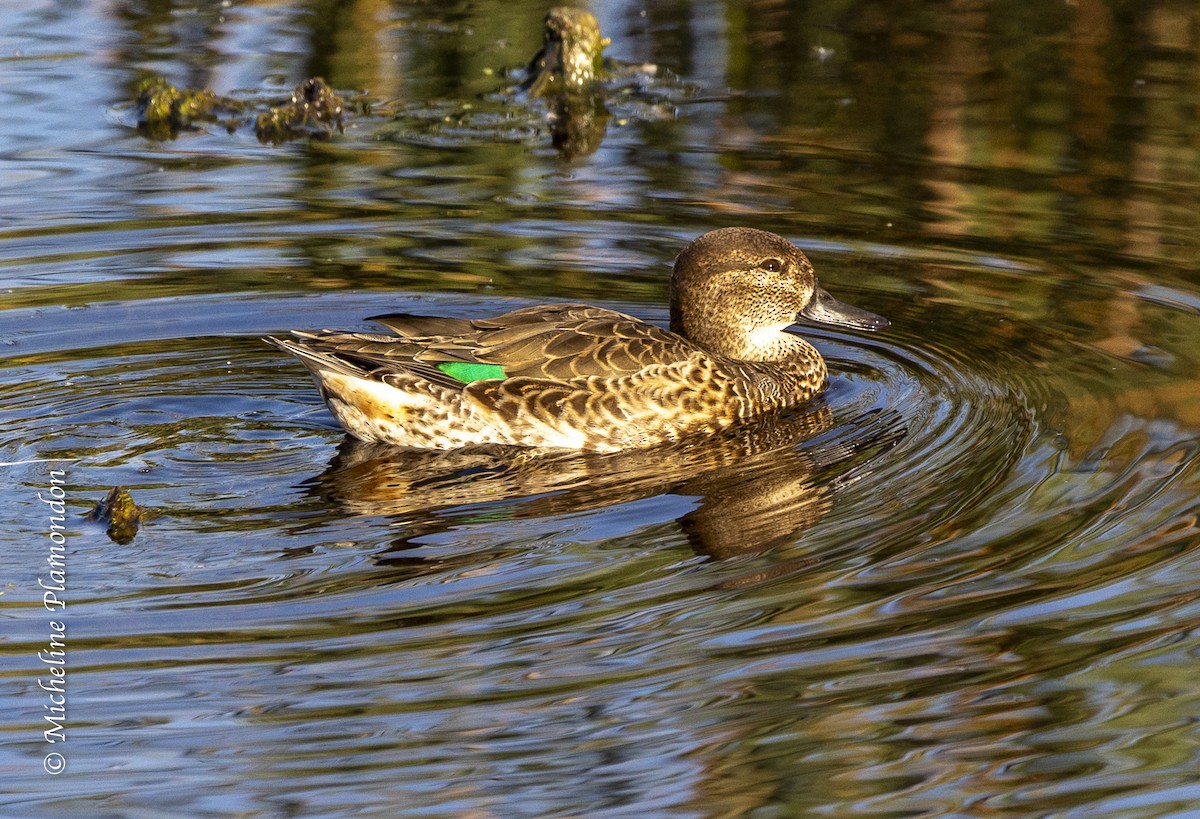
[436, 361, 507, 384]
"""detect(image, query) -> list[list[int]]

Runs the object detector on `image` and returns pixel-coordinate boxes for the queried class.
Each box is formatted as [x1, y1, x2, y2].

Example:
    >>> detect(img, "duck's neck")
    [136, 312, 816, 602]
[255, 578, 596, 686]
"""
[671, 311, 829, 406]
[673, 312, 818, 364]
[742, 326, 823, 362]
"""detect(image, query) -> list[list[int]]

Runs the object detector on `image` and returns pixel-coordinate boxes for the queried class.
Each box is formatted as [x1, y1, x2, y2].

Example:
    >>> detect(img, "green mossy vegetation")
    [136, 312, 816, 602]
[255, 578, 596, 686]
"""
[86, 486, 146, 545]
[254, 77, 345, 144]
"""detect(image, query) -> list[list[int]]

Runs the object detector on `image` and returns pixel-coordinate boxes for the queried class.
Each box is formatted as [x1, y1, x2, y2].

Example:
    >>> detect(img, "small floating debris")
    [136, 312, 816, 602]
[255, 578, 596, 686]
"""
[86, 486, 145, 544]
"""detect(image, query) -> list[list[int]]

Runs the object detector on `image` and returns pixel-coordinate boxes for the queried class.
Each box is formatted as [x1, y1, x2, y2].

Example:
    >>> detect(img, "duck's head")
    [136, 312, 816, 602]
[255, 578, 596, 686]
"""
[670, 228, 889, 361]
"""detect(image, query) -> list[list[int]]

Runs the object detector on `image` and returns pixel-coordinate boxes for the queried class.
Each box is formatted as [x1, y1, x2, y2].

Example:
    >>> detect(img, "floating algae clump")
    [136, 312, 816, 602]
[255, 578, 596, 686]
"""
[255, 77, 345, 143]
[135, 76, 241, 140]
[86, 486, 146, 545]
[515, 8, 612, 158]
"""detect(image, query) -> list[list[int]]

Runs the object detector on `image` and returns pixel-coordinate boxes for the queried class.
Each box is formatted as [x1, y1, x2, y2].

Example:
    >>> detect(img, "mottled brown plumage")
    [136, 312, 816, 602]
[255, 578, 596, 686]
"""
[266, 228, 888, 451]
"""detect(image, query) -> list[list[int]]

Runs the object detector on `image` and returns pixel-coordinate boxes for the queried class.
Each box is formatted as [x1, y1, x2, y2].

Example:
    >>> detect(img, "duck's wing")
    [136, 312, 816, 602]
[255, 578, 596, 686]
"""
[369, 303, 699, 383]
[265, 331, 456, 391]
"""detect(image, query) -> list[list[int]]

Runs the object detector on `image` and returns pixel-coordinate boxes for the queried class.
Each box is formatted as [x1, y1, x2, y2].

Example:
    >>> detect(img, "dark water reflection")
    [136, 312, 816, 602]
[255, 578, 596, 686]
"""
[3, 0, 1200, 815]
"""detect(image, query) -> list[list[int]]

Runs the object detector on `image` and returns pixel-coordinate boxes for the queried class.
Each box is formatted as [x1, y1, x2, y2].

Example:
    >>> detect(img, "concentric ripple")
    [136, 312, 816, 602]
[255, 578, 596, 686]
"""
[3, 285, 1199, 816]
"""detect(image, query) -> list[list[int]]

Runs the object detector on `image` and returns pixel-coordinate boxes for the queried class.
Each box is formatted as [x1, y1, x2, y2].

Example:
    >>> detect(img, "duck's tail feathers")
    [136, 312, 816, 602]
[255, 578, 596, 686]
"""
[264, 335, 369, 380]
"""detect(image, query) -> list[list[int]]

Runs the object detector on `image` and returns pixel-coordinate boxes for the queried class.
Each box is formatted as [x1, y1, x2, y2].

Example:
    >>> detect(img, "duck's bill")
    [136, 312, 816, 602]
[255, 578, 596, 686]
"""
[798, 287, 890, 331]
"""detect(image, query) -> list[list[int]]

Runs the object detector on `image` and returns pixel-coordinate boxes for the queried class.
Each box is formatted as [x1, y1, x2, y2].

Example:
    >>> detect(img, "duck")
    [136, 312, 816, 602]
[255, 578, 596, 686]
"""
[266, 227, 889, 452]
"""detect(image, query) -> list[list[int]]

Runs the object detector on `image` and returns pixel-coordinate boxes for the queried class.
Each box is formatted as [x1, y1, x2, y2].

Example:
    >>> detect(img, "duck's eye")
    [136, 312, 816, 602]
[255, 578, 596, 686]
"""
[760, 258, 783, 273]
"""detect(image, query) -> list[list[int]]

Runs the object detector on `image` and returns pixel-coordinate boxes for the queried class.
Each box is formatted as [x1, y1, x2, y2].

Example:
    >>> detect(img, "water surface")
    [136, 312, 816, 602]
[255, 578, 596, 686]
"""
[2, 0, 1199, 815]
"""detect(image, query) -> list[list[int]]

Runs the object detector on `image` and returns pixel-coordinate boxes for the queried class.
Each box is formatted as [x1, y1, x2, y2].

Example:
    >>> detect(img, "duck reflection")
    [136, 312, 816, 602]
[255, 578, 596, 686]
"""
[302, 406, 904, 562]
